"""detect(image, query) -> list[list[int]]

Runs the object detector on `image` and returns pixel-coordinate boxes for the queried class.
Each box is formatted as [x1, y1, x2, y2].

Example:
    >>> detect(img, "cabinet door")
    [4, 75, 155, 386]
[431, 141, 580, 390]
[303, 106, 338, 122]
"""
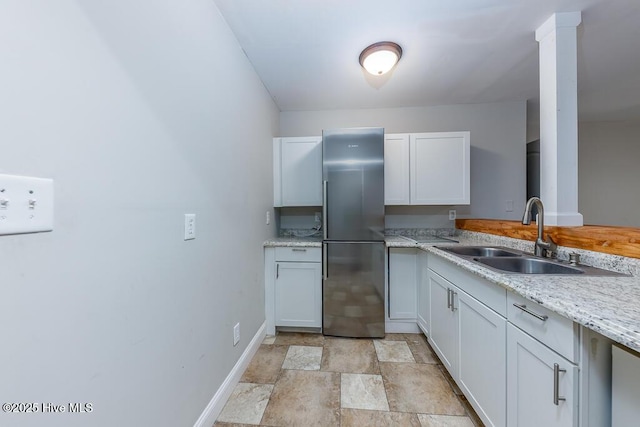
[384, 134, 410, 205]
[410, 132, 470, 205]
[388, 248, 417, 320]
[458, 291, 506, 427]
[507, 324, 578, 427]
[612, 344, 640, 427]
[275, 262, 322, 327]
[416, 251, 430, 334]
[279, 137, 322, 206]
[428, 270, 459, 377]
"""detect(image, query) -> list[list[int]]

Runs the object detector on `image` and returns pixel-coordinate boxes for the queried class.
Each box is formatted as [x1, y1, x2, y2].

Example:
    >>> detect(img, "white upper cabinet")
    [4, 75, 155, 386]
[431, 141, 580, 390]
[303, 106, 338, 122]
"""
[273, 137, 322, 207]
[384, 132, 470, 205]
[275, 131, 469, 207]
[384, 134, 411, 205]
[410, 132, 470, 205]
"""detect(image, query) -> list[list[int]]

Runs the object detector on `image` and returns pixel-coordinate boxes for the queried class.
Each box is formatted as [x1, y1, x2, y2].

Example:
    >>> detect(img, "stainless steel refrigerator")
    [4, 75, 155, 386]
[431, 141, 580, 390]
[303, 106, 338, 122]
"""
[322, 128, 385, 338]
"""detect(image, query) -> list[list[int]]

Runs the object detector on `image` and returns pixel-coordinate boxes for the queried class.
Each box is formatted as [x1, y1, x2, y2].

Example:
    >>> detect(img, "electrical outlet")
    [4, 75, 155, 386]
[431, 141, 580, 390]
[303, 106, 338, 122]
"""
[233, 323, 240, 346]
[506, 200, 514, 212]
[184, 214, 196, 240]
[449, 209, 456, 221]
[314, 212, 321, 223]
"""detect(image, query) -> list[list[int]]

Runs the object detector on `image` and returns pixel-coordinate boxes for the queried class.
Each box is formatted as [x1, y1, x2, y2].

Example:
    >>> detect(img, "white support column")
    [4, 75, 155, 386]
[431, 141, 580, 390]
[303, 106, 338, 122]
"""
[535, 12, 583, 226]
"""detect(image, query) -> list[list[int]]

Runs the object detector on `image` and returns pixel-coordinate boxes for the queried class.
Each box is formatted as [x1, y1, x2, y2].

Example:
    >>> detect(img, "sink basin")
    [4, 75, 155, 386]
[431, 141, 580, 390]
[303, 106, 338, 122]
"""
[437, 245, 627, 276]
[474, 256, 584, 275]
[438, 246, 522, 257]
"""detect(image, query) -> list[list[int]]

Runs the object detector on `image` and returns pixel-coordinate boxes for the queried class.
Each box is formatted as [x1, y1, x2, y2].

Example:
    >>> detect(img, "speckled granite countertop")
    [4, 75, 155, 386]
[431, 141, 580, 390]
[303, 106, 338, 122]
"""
[423, 233, 640, 353]
[263, 237, 322, 247]
[262, 235, 452, 248]
[264, 232, 640, 352]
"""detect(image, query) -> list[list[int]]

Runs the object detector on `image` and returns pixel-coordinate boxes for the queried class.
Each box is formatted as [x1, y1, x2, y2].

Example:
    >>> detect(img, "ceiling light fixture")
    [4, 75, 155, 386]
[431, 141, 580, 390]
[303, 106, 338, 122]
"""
[359, 41, 403, 76]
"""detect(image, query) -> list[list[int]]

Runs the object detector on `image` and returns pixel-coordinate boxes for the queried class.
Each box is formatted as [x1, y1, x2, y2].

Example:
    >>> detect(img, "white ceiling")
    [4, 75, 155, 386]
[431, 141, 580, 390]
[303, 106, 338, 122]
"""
[213, 0, 640, 122]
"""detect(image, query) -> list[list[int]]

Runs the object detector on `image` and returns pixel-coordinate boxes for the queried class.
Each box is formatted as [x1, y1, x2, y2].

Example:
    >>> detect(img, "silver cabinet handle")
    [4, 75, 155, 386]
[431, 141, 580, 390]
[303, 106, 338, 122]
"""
[276, 263, 279, 279]
[451, 290, 457, 312]
[553, 363, 566, 405]
[447, 288, 452, 309]
[291, 248, 307, 252]
[322, 244, 328, 280]
[322, 180, 328, 240]
[513, 303, 548, 321]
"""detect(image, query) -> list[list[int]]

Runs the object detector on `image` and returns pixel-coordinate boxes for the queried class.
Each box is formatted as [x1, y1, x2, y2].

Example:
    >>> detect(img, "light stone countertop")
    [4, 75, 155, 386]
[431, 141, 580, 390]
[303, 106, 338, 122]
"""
[263, 235, 439, 248]
[264, 232, 640, 352]
[422, 233, 640, 353]
[263, 237, 322, 247]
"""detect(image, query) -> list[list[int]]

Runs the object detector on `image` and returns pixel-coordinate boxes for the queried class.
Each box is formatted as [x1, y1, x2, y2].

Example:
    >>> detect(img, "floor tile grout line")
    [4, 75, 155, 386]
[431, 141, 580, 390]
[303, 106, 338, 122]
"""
[221, 332, 481, 427]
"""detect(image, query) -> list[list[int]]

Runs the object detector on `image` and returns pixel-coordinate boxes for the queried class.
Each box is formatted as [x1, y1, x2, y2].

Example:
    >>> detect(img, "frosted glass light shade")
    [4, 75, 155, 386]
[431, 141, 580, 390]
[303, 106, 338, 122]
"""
[359, 42, 402, 75]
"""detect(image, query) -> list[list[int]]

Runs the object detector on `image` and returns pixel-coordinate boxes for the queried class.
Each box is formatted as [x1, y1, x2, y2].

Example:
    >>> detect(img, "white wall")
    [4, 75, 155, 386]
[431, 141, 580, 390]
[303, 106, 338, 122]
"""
[0, 2, 278, 427]
[579, 121, 640, 226]
[280, 101, 527, 222]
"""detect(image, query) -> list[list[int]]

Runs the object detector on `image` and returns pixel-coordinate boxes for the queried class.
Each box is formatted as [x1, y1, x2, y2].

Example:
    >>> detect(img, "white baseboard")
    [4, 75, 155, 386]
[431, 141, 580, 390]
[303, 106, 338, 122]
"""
[385, 321, 421, 334]
[193, 321, 266, 427]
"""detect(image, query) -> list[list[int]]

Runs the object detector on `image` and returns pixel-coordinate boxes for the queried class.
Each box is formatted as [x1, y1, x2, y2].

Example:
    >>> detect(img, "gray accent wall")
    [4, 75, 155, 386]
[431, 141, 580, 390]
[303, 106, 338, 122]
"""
[579, 121, 640, 227]
[280, 101, 528, 221]
[0, 1, 278, 426]
[527, 110, 640, 227]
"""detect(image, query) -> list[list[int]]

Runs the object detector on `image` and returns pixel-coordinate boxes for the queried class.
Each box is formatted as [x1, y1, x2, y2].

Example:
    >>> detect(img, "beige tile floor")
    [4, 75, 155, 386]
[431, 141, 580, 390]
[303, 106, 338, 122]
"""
[215, 332, 484, 427]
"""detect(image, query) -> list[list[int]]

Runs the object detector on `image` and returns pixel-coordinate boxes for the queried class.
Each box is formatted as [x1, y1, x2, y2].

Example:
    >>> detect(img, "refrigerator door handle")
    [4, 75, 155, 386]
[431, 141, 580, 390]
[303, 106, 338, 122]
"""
[322, 180, 328, 240]
[323, 243, 328, 279]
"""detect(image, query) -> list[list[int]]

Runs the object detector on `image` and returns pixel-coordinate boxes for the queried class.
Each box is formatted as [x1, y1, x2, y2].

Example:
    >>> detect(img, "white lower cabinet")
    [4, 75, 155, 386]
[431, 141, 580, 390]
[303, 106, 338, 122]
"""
[612, 344, 640, 427]
[274, 261, 322, 327]
[418, 252, 609, 427]
[265, 247, 322, 334]
[428, 266, 506, 426]
[458, 291, 507, 427]
[388, 248, 417, 320]
[507, 323, 578, 427]
[428, 269, 459, 375]
[416, 251, 430, 334]
[427, 255, 506, 427]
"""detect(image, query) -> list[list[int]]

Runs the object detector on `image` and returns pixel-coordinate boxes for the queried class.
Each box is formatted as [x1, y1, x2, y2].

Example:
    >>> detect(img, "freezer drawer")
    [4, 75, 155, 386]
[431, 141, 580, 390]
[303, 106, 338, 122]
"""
[322, 241, 385, 338]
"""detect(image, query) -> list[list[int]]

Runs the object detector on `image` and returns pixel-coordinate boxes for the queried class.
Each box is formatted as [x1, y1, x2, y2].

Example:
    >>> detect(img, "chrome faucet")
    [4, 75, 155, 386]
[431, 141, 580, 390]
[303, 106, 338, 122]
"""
[522, 197, 557, 258]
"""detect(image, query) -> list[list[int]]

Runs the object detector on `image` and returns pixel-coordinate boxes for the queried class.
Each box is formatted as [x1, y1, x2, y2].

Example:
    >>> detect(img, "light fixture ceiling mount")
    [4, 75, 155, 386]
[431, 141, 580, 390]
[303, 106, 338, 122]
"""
[359, 41, 403, 76]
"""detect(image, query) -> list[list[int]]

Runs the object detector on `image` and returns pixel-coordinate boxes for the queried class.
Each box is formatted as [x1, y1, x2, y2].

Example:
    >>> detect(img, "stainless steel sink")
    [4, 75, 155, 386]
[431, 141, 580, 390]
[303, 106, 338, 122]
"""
[437, 246, 522, 257]
[474, 256, 583, 275]
[437, 245, 626, 276]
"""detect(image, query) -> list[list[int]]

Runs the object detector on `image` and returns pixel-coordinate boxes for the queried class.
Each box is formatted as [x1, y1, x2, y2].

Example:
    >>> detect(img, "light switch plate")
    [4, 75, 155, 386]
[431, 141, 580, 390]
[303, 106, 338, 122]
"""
[184, 214, 196, 240]
[0, 174, 54, 235]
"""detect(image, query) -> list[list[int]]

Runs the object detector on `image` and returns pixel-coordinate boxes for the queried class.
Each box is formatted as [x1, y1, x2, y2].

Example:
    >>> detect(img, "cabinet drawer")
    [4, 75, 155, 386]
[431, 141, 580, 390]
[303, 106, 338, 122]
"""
[275, 247, 321, 262]
[507, 292, 579, 363]
[429, 255, 507, 317]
